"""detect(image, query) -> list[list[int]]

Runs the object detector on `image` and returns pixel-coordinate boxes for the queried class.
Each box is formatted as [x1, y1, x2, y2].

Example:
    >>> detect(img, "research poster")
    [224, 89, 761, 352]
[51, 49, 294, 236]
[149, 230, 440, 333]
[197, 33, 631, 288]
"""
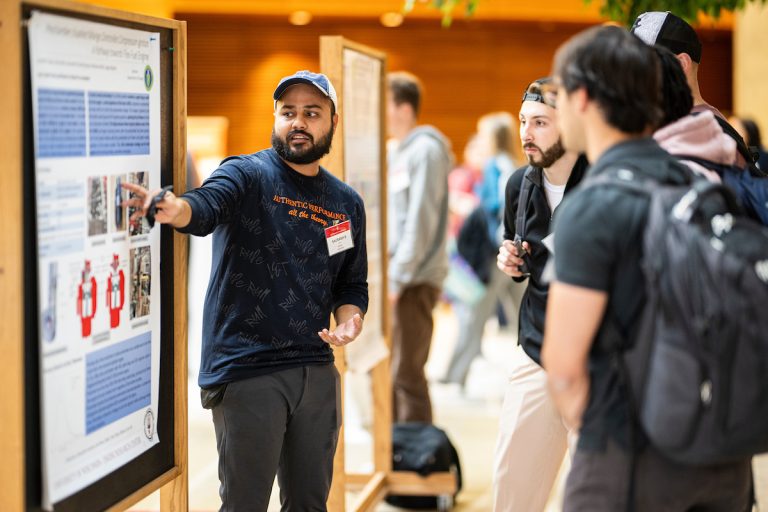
[341, 48, 389, 373]
[28, 11, 162, 508]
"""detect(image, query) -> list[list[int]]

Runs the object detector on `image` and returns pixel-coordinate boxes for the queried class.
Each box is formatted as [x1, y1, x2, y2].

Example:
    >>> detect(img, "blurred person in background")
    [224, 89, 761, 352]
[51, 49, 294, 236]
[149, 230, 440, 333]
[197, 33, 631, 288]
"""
[447, 134, 485, 238]
[730, 116, 768, 170]
[387, 71, 452, 424]
[441, 112, 524, 389]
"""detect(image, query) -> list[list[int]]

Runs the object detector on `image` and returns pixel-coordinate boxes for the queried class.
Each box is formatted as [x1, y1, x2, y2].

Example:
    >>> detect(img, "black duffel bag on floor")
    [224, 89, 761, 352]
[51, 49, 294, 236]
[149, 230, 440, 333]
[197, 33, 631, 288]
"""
[385, 422, 462, 510]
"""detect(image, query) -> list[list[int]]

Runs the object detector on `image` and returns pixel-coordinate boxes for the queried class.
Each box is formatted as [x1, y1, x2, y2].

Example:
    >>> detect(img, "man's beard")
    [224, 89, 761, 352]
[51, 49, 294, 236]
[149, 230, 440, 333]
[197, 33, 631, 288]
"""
[524, 138, 566, 169]
[272, 126, 334, 165]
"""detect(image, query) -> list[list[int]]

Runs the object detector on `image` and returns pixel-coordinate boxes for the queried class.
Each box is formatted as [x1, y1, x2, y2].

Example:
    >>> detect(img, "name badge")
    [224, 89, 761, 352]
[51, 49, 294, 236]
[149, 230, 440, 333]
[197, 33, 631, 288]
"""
[325, 220, 354, 256]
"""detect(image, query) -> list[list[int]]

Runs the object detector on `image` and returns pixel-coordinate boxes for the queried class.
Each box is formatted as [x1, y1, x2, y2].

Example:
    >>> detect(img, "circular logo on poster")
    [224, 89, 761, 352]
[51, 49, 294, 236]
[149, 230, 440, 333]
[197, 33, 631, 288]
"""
[144, 65, 154, 91]
[144, 408, 155, 440]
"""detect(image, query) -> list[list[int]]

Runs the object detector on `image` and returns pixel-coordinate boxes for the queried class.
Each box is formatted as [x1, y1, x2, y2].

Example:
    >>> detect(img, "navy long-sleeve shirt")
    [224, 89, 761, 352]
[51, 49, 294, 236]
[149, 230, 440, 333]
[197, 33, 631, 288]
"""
[178, 149, 368, 388]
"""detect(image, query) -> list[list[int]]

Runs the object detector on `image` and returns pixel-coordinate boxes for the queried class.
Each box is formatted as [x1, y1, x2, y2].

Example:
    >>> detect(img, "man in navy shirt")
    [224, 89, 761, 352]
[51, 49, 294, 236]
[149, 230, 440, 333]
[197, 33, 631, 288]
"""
[124, 70, 368, 511]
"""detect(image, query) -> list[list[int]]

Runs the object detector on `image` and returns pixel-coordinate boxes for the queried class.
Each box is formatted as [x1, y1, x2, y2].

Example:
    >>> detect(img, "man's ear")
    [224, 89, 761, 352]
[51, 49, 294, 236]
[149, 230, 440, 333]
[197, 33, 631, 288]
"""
[332, 112, 339, 130]
[676, 52, 693, 74]
[573, 87, 589, 112]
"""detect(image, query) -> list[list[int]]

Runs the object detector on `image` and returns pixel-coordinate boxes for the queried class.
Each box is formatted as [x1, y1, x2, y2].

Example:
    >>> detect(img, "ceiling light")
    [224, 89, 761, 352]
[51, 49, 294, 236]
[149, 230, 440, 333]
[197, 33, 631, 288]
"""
[380, 12, 404, 28]
[289, 11, 312, 26]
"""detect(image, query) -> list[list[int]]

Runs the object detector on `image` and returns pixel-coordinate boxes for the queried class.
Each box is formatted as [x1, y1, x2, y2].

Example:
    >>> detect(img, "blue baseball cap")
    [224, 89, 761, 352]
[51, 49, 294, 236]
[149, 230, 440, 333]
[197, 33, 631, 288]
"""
[273, 70, 338, 111]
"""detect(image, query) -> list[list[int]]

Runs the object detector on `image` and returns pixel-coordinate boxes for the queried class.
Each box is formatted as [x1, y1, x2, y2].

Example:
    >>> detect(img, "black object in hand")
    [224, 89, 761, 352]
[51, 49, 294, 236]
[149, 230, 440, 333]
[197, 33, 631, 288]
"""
[146, 185, 174, 228]
[513, 236, 532, 277]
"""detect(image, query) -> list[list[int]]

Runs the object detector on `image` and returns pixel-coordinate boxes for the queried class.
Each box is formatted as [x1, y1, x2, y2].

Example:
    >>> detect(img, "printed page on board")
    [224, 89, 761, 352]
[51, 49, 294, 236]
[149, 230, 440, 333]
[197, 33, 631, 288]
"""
[28, 11, 162, 509]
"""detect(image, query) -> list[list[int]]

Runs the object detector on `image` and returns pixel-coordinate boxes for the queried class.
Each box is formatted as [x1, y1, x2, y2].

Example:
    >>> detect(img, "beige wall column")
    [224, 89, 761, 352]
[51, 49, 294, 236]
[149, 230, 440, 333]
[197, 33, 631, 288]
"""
[734, 3, 768, 132]
[736, 8, 768, 505]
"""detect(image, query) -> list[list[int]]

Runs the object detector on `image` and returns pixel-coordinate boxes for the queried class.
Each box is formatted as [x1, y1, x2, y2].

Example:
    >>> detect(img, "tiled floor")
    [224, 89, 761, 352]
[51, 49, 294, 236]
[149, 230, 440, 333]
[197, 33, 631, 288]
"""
[130, 302, 768, 511]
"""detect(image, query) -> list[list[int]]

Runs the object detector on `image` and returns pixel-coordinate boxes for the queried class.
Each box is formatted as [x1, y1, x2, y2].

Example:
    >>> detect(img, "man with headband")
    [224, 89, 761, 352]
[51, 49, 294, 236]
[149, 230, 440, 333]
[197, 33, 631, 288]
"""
[492, 78, 588, 511]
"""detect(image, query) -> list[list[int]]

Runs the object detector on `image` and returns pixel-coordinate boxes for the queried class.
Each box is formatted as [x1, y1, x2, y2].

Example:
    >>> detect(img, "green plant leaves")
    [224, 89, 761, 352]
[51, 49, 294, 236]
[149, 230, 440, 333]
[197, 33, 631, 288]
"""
[407, 0, 766, 27]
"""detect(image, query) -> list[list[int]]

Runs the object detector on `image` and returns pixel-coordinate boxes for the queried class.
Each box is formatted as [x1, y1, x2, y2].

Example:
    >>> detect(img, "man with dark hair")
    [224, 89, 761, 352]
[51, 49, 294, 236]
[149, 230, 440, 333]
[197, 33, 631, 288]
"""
[492, 77, 587, 511]
[123, 70, 368, 511]
[652, 44, 736, 183]
[631, 11, 754, 166]
[386, 71, 451, 423]
[542, 26, 752, 510]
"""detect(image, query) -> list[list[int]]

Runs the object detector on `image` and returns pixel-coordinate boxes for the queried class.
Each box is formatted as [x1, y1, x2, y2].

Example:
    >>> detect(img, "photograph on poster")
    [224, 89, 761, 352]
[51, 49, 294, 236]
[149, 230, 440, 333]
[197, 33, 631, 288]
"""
[127, 172, 150, 236]
[130, 246, 151, 319]
[108, 174, 127, 233]
[87, 175, 108, 236]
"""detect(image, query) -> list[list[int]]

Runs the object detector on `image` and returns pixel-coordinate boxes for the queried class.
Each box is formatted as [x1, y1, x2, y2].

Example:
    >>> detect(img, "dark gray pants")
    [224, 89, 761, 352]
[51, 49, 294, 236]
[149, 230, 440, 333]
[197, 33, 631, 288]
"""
[211, 365, 341, 512]
[564, 439, 752, 511]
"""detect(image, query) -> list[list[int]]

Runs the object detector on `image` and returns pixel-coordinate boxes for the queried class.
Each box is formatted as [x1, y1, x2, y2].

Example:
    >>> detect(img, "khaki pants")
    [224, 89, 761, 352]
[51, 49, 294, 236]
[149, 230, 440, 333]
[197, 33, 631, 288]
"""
[493, 345, 575, 512]
[391, 283, 440, 424]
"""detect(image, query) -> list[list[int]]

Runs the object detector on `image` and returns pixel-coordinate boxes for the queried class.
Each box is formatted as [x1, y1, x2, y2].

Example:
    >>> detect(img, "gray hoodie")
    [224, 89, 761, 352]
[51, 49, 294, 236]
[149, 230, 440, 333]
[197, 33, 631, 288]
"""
[387, 125, 452, 294]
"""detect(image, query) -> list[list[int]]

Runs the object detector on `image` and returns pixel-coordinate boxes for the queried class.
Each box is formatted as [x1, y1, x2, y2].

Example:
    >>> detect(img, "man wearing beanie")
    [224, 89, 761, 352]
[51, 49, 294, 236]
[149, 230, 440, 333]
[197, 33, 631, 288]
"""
[386, 71, 451, 424]
[123, 70, 368, 511]
[493, 77, 587, 512]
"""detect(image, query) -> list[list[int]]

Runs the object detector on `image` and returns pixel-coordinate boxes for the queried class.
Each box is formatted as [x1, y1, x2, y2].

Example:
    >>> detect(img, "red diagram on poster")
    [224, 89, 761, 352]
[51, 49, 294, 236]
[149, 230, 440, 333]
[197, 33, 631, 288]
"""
[77, 260, 97, 337]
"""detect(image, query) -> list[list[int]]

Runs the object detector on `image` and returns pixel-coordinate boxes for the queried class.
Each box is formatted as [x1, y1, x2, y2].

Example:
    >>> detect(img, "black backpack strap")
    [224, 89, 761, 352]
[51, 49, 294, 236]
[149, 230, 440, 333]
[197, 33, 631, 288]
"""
[714, 115, 757, 165]
[674, 154, 733, 175]
[676, 153, 766, 179]
[514, 166, 536, 241]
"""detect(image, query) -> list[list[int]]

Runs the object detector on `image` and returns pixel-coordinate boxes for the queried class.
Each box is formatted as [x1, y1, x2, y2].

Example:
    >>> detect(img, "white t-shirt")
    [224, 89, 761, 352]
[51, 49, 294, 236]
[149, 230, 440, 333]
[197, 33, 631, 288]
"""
[543, 174, 566, 212]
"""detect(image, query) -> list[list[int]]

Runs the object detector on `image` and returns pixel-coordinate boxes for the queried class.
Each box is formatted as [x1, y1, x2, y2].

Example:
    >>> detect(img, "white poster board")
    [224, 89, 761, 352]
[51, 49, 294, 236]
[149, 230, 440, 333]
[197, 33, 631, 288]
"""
[28, 11, 162, 508]
[341, 48, 388, 373]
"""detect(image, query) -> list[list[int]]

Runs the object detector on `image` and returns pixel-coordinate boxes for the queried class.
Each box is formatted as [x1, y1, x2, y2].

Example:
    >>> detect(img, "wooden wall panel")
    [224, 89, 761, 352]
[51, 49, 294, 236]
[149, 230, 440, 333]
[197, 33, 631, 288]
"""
[181, 14, 733, 162]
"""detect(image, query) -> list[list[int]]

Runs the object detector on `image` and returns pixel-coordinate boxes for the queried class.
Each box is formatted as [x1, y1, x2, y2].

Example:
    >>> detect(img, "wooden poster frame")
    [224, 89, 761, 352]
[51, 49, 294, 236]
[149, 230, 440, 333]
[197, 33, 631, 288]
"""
[0, 1, 188, 510]
[320, 36, 457, 512]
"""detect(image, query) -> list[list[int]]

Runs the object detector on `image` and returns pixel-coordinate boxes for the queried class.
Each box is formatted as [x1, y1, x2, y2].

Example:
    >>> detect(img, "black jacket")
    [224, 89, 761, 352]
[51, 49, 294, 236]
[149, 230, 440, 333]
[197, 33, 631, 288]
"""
[502, 155, 589, 365]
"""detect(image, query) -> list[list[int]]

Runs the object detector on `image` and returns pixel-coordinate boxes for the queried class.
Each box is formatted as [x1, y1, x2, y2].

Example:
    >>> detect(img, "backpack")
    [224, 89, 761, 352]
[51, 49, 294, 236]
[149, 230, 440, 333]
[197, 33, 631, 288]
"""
[456, 206, 497, 284]
[584, 167, 768, 466]
[675, 154, 768, 226]
[385, 423, 462, 510]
